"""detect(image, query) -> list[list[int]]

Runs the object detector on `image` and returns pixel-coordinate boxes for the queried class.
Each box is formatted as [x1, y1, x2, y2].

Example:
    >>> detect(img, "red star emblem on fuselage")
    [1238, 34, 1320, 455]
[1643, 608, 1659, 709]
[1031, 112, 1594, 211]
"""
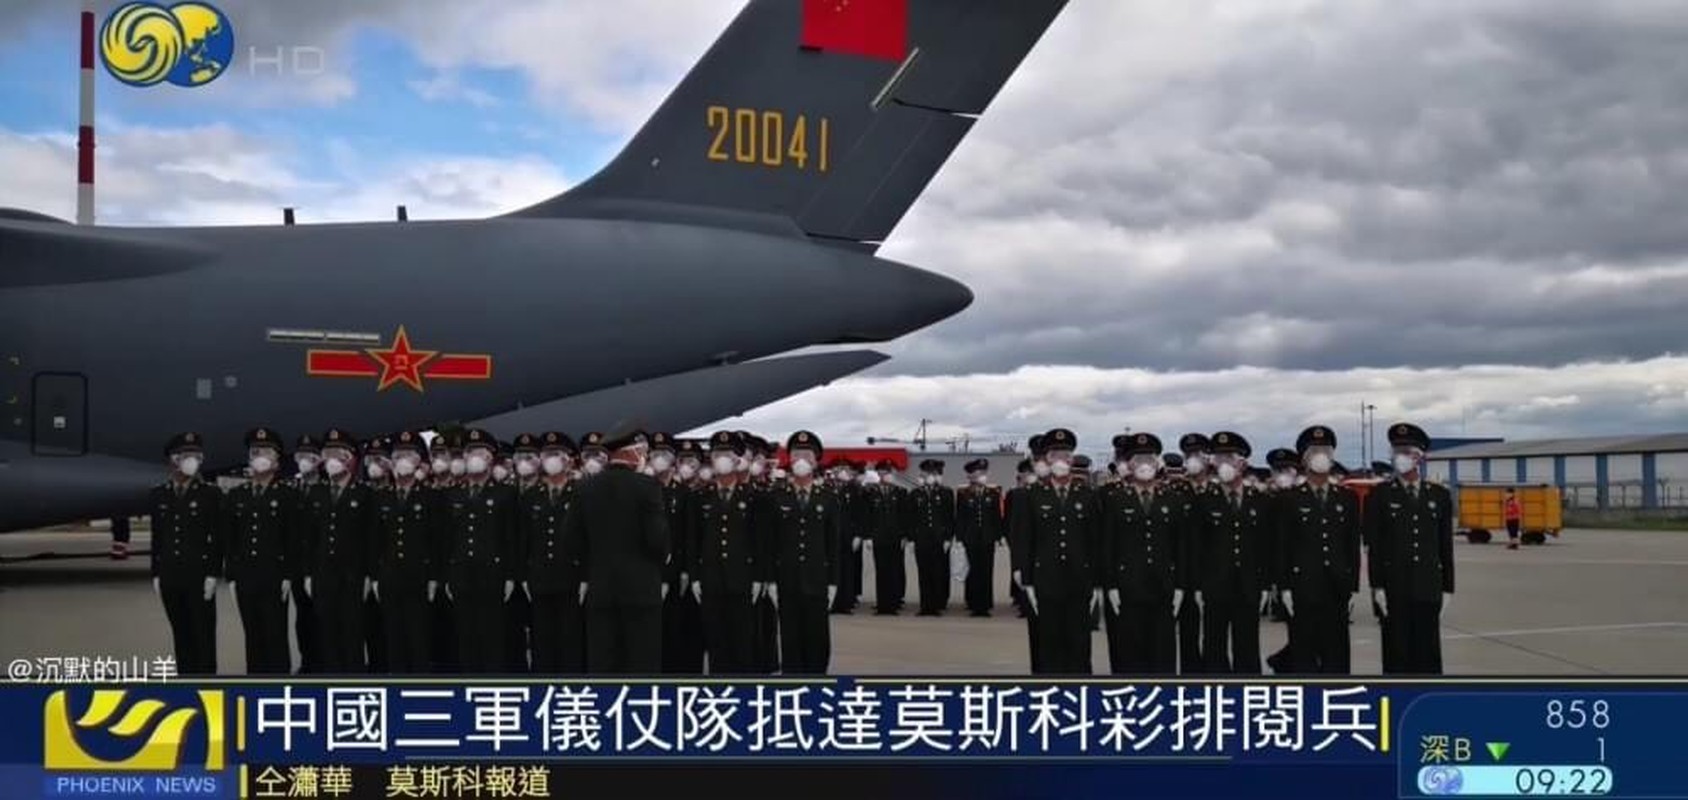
[365, 326, 438, 392]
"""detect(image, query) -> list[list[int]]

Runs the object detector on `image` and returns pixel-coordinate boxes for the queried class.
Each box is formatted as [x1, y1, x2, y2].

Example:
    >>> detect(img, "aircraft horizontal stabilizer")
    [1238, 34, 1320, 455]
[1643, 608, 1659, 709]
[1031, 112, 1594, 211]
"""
[0, 218, 215, 288]
[472, 350, 889, 439]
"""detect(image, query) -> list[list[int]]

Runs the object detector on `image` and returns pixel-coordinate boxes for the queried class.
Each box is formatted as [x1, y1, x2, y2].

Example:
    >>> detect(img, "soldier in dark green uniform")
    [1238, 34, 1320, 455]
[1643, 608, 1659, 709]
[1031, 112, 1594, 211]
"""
[441, 428, 519, 673]
[910, 459, 956, 616]
[502, 433, 541, 673]
[150, 432, 222, 675]
[1169, 433, 1215, 674]
[222, 427, 297, 674]
[863, 458, 907, 615]
[298, 429, 374, 673]
[666, 438, 707, 672]
[760, 430, 840, 673]
[646, 432, 689, 672]
[692, 431, 760, 674]
[368, 431, 441, 673]
[956, 459, 1002, 617]
[1366, 422, 1454, 675]
[1006, 441, 1043, 668]
[358, 436, 391, 674]
[1273, 425, 1360, 674]
[521, 432, 584, 674]
[1011, 428, 1104, 674]
[828, 459, 862, 615]
[744, 435, 782, 674]
[285, 434, 323, 674]
[1262, 446, 1299, 673]
[1101, 432, 1182, 675]
[1192, 431, 1271, 674]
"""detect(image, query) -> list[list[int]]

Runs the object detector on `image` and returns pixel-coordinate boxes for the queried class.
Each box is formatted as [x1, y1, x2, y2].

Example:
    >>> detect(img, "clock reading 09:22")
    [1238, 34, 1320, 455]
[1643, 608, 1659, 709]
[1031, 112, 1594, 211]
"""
[1513, 767, 1612, 795]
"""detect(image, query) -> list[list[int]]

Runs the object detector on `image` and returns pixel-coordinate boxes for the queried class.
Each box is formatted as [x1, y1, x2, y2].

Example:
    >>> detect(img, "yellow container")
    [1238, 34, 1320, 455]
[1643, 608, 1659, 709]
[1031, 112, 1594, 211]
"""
[1455, 483, 1563, 543]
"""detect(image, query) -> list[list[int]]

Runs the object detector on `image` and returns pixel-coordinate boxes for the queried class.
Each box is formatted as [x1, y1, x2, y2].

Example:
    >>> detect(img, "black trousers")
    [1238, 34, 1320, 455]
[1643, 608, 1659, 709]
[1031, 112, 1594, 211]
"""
[505, 589, 532, 673]
[1382, 595, 1444, 674]
[848, 542, 864, 602]
[755, 595, 781, 673]
[363, 596, 387, 673]
[235, 581, 290, 674]
[1290, 597, 1351, 674]
[1177, 596, 1204, 674]
[871, 537, 903, 613]
[1033, 591, 1093, 675]
[586, 605, 662, 675]
[312, 576, 365, 674]
[1107, 597, 1177, 675]
[160, 579, 217, 675]
[964, 539, 995, 613]
[830, 538, 858, 612]
[381, 582, 433, 674]
[530, 590, 587, 674]
[778, 590, 831, 674]
[111, 516, 131, 543]
[450, 577, 506, 674]
[662, 588, 704, 673]
[430, 593, 457, 673]
[914, 539, 947, 613]
[1200, 593, 1261, 674]
[702, 593, 757, 674]
[292, 576, 318, 674]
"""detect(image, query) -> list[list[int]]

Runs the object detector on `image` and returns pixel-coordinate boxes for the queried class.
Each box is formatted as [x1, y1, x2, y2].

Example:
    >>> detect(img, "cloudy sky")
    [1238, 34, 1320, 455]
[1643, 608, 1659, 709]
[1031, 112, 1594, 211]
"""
[3, 0, 1686, 463]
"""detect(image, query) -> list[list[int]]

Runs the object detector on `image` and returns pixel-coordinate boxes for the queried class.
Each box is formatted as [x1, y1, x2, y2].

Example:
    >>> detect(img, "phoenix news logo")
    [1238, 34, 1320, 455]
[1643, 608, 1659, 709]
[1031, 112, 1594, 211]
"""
[43, 688, 225, 771]
[99, 1, 324, 89]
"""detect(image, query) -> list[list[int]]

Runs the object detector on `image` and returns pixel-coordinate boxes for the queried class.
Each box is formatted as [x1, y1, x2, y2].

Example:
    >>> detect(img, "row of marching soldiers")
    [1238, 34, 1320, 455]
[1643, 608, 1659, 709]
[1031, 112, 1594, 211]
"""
[153, 424, 912, 675]
[1007, 422, 1455, 675]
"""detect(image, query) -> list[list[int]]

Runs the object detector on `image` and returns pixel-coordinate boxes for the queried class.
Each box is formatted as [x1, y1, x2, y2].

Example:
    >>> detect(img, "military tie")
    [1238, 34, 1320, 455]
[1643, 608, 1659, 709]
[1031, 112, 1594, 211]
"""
[799, 488, 810, 509]
[332, 484, 342, 503]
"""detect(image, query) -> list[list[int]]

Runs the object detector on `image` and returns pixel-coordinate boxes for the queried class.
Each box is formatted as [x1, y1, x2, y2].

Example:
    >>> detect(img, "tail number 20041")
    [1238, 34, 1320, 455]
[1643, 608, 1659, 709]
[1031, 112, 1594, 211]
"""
[707, 106, 830, 172]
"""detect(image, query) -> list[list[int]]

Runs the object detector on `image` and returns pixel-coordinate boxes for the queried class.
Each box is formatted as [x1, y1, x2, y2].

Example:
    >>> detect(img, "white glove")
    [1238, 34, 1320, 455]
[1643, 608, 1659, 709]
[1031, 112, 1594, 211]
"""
[1281, 589, 1295, 617]
[904, 540, 913, 553]
[1373, 588, 1388, 618]
[1011, 569, 1023, 589]
[522, 581, 532, 601]
[1346, 593, 1355, 617]
[153, 577, 161, 596]
[1107, 588, 1122, 614]
[445, 583, 454, 601]
[851, 537, 862, 552]
[679, 572, 690, 592]
[752, 581, 764, 601]
[227, 579, 238, 599]
[371, 580, 380, 603]
[692, 581, 702, 602]
[1194, 591, 1205, 611]
[943, 540, 951, 554]
[304, 577, 313, 599]
[767, 584, 779, 609]
[862, 538, 872, 552]
[503, 580, 514, 601]
[662, 583, 669, 600]
[362, 577, 373, 601]
[1172, 588, 1184, 617]
[427, 580, 437, 602]
[281, 580, 291, 603]
[202, 577, 217, 601]
[578, 582, 588, 605]
[827, 585, 837, 606]
[1441, 591, 1452, 617]
[1090, 588, 1102, 616]
[1259, 589, 1272, 615]
[1024, 586, 1040, 615]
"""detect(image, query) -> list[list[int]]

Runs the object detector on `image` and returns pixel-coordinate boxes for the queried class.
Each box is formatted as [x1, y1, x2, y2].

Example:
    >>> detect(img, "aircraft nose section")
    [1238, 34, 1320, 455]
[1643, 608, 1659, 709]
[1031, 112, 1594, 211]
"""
[905, 266, 975, 323]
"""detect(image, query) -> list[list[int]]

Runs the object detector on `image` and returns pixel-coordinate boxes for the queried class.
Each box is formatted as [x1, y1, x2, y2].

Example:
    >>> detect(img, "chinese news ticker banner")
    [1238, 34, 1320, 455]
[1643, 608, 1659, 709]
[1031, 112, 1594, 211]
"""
[4, 679, 1685, 799]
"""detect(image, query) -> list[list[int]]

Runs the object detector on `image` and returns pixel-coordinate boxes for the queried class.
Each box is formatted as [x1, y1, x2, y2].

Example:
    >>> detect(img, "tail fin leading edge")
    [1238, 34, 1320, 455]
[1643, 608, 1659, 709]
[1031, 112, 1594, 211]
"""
[508, 0, 1068, 248]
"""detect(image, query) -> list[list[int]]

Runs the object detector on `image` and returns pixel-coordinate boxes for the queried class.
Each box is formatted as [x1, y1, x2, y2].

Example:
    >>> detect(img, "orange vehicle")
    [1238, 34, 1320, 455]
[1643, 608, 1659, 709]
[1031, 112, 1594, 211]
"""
[1455, 483, 1563, 545]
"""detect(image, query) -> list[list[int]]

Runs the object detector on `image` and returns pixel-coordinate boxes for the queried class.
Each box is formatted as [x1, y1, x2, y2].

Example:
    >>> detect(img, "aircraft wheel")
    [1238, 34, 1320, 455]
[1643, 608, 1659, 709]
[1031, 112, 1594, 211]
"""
[1466, 529, 1492, 544]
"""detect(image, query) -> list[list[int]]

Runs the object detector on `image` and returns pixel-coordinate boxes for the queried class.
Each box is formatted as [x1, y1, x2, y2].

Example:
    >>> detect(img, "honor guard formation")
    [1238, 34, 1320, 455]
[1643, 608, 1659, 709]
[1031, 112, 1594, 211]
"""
[146, 420, 1454, 676]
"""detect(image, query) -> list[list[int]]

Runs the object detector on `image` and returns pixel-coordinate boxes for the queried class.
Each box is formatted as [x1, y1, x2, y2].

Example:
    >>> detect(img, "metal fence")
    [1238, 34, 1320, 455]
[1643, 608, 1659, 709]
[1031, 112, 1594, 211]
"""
[1557, 482, 1688, 510]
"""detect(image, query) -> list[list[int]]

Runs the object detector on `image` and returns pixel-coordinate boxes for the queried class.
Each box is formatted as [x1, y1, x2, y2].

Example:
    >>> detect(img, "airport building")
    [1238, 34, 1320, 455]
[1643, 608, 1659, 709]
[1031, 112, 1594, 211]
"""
[1424, 434, 1688, 510]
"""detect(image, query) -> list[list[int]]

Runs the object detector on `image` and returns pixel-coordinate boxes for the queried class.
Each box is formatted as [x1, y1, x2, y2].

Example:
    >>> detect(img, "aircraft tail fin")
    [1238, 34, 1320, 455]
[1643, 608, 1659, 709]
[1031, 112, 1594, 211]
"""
[506, 0, 1067, 248]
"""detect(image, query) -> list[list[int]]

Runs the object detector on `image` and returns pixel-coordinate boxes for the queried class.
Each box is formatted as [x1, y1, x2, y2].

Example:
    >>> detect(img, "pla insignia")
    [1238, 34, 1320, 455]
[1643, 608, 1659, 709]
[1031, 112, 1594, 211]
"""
[188, 500, 197, 509]
[350, 500, 358, 508]
[306, 325, 493, 393]
[271, 499, 278, 508]
[415, 504, 423, 512]
[487, 499, 495, 507]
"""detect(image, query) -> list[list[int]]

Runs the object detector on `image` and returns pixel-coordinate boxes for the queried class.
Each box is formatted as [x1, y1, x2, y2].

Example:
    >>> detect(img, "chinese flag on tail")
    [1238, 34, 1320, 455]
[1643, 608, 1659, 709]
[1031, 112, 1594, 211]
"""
[800, 0, 909, 62]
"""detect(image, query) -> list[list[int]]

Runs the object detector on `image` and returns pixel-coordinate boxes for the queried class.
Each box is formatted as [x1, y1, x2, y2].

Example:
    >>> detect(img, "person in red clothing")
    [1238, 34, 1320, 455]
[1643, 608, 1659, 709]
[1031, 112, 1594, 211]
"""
[1504, 489, 1523, 550]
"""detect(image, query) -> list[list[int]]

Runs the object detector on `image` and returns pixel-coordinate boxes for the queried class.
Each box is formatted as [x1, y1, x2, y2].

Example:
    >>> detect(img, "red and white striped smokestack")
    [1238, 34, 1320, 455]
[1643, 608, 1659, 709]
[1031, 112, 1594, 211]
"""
[76, 0, 96, 225]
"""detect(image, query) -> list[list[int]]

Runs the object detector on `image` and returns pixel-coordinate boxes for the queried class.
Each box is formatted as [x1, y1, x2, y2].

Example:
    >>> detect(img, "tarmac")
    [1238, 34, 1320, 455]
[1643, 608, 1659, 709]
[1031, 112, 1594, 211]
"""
[2, 527, 1686, 676]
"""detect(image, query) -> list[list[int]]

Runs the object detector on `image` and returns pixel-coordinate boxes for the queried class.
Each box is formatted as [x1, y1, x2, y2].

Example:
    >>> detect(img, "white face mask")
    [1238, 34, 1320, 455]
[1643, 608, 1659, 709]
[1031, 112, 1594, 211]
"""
[1393, 453, 1419, 475]
[1132, 462, 1158, 482]
[249, 454, 275, 475]
[366, 462, 386, 480]
[1216, 462, 1239, 484]
[492, 465, 510, 481]
[175, 455, 201, 477]
[449, 458, 466, 476]
[861, 471, 881, 486]
[583, 459, 604, 475]
[1306, 451, 1333, 475]
[1032, 461, 1051, 478]
[296, 454, 320, 474]
[542, 455, 567, 476]
[735, 456, 751, 473]
[515, 459, 537, 477]
[394, 457, 418, 477]
[698, 466, 715, 482]
[970, 473, 986, 485]
[1049, 459, 1071, 477]
[791, 459, 814, 477]
[431, 456, 450, 474]
[1184, 455, 1207, 476]
[323, 457, 347, 477]
[466, 454, 489, 475]
[1272, 471, 1295, 489]
[748, 460, 765, 477]
[650, 453, 674, 473]
[677, 462, 697, 481]
[1023, 473, 1039, 485]
[712, 455, 737, 475]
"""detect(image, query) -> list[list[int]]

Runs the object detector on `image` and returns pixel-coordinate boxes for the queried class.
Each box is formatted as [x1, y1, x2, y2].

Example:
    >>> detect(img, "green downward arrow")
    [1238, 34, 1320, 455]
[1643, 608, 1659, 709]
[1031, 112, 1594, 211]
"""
[1487, 742, 1511, 762]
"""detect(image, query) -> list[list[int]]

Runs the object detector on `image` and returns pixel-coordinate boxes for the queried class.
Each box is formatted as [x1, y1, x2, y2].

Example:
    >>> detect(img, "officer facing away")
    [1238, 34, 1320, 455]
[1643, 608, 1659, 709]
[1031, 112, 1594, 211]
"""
[564, 431, 671, 674]
[150, 432, 222, 675]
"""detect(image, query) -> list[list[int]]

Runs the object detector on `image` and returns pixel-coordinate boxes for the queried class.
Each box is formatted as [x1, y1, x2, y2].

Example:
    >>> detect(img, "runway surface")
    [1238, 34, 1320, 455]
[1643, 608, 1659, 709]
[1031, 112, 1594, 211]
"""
[3, 528, 1686, 675]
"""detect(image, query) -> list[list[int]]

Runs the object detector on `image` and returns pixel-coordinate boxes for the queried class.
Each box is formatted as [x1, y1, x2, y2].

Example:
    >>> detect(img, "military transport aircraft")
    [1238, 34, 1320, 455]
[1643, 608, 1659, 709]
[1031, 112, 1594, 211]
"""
[0, 0, 1067, 532]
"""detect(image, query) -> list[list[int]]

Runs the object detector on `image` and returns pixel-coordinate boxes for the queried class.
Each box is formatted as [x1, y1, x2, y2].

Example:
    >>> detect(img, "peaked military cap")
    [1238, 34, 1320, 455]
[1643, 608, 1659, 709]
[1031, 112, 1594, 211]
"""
[1116, 432, 1162, 457]
[1266, 448, 1298, 470]
[1210, 431, 1251, 458]
[432, 430, 462, 453]
[785, 430, 823, 457]
[579, 432, 608, 452]
[920, 459, 944, 474]
[1179, 432, 1211, 453]
[539, 431, 577, 454]
[294, 433, 320, 454]
[165, 431, 204, 457]
[604, 429, 647, 451]
[1072, 454, 1092, 470]
[708, 430, 744, 455]
[1250, 466, 1272, 481]
[1296, 425, 1337, 454]
[461, 428, 496, 451]
[1388, 422, 1431, 451]
[649, 432, 676, 453]
[391, 430, 425, 453]
[1016, 459, 1032, 475]
[245, 427, 283, 451]
[321, 428, 358, 450]
[965, 458, 989, 474]
[1028, 434, 1047, 457]
[1042, 428, 1077, 452]
[875, 459, 898, 471]
[512, 433, 540, 454]
[1162, 452, 1185, 469]
[676, 438, 703, 457]
[362, 437, 388, 457]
